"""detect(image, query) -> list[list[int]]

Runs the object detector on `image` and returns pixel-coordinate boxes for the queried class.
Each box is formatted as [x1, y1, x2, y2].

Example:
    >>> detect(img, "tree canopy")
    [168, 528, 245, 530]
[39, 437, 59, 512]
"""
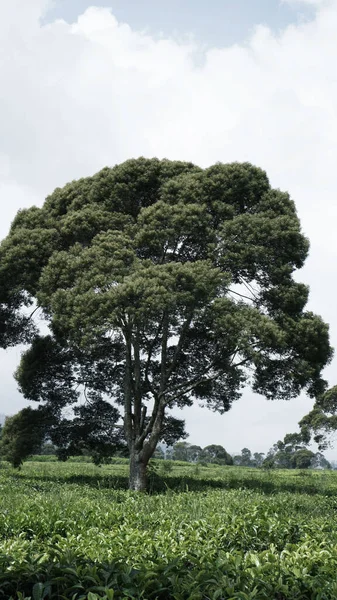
[0, 157, 332, 489]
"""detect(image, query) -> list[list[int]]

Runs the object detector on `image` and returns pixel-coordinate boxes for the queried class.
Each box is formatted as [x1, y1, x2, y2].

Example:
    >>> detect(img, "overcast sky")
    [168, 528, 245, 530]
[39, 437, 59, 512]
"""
[1, 0, 337, 457]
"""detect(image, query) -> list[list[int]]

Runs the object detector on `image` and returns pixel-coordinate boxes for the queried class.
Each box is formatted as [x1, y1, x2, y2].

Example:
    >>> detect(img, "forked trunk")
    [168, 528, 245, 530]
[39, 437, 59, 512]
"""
[129, 450, 148, 492]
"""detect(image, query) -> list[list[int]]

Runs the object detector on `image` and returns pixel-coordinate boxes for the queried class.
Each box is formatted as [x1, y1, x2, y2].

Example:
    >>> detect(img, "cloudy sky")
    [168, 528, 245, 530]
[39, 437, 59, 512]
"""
[1, 0, 337, 457]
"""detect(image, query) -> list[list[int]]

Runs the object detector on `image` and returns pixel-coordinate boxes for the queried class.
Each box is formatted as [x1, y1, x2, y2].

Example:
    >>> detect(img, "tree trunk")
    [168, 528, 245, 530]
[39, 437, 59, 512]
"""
[129, 449, 148, 492]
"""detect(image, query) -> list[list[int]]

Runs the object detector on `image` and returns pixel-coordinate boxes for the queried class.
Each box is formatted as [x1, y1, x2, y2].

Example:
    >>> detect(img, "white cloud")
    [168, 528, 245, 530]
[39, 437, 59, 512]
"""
[282, 0, 330, 6]
[2, 0, 337, 454]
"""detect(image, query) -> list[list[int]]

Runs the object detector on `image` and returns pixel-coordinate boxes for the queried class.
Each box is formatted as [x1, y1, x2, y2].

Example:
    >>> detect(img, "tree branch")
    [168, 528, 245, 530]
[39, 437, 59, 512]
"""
[160, 311, 169, 393]
[139, 405, 147, 433]
[123, 327, 134, 447]
[28, 306, 39, 320]
[239, 278, 259, 300]
[227, 288, 255, 302]
[163, 353, 254, 405]
[161, 361, 217, 400]
[166, 309, 195, 381]
[136, 392, 162, 447]
[144, 311, 167, 385]
[132, 326, 142, 436]
[141, 399, 166, 461]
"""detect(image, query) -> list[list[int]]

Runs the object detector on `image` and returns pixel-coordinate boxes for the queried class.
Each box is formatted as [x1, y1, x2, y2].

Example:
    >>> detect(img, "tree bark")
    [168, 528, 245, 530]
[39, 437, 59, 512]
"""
[129, 447, 148, 492]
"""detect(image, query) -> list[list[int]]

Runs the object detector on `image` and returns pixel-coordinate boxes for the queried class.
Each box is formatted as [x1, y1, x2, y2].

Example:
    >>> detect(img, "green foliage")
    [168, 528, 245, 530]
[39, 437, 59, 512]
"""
[0, 408, 47, 467]
[35, 443, 57, 456]
[153, 446, 165, 459]
[292, 448, 315, 470]
[299, 385, 337, 451]
[0, 158, 333, 489]
[233, 447, 256, 467]
[200, 444, 233, 465]
[171, 441, 190, 462]
[253, 452, 265, 467]
[51, 400, 127, 463]
[1, 404, 186, 470]
[264, 432, 330, 470]
[159, 459, 174, 474]
[169, 442, 232, 464]
[0, 400, 128, 468]
[1, 462, 337, 598]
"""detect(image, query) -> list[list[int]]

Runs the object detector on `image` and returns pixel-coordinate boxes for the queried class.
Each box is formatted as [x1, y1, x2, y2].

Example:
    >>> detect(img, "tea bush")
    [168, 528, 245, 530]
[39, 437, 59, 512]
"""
[1, 461, 337, 598]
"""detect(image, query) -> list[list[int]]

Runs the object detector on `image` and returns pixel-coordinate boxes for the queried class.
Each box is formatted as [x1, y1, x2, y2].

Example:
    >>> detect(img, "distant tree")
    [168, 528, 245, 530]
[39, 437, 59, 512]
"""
[265, 431, 330, 470]
[187, 445, 203, 463]
[299, 385, 337, 451]
[165, 446, 173, 460]
[169, 442, 232, 464]
[233, 447, 254, 467]
[253, 452, 265, 467]
[172, 442, 190, 462]
[153, 446, 165, 459]
[312, 452, 331, 469]
[0, 158, 332, 490]
[291, 448, 315, 470]
[37, 442, 57, 456]
[168, 443, 202, 462]
[265, 437, 298, 469]
[241, 447, 253, 466]
[272, 449, 292, 469]
[200, 444, 233, 465]
[262, 456, 275, 469]
[0, 408, 46, 467]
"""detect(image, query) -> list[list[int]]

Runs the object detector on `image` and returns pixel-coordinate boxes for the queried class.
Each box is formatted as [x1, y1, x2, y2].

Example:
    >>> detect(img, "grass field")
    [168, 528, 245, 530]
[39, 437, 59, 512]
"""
[1, 460, 337, 599]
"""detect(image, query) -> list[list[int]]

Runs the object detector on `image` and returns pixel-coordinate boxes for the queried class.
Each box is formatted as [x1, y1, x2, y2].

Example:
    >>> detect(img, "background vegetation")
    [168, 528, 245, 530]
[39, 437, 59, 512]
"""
[1, 460, 337, 599]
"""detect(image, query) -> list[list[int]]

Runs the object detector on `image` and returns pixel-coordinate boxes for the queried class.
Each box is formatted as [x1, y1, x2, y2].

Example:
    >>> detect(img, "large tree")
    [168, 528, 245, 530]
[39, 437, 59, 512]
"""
[0, 158, 332, 490]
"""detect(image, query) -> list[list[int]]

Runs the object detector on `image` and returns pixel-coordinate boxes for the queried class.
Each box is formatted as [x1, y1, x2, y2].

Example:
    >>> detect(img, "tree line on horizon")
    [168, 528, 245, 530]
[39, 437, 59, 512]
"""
[156, 438, 331, 470]
[0, 414, 332, 471]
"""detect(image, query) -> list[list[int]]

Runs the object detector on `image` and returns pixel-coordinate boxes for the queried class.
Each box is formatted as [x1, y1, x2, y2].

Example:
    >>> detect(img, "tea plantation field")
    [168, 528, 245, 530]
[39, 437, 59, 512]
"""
[1, 460, 337, 599]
